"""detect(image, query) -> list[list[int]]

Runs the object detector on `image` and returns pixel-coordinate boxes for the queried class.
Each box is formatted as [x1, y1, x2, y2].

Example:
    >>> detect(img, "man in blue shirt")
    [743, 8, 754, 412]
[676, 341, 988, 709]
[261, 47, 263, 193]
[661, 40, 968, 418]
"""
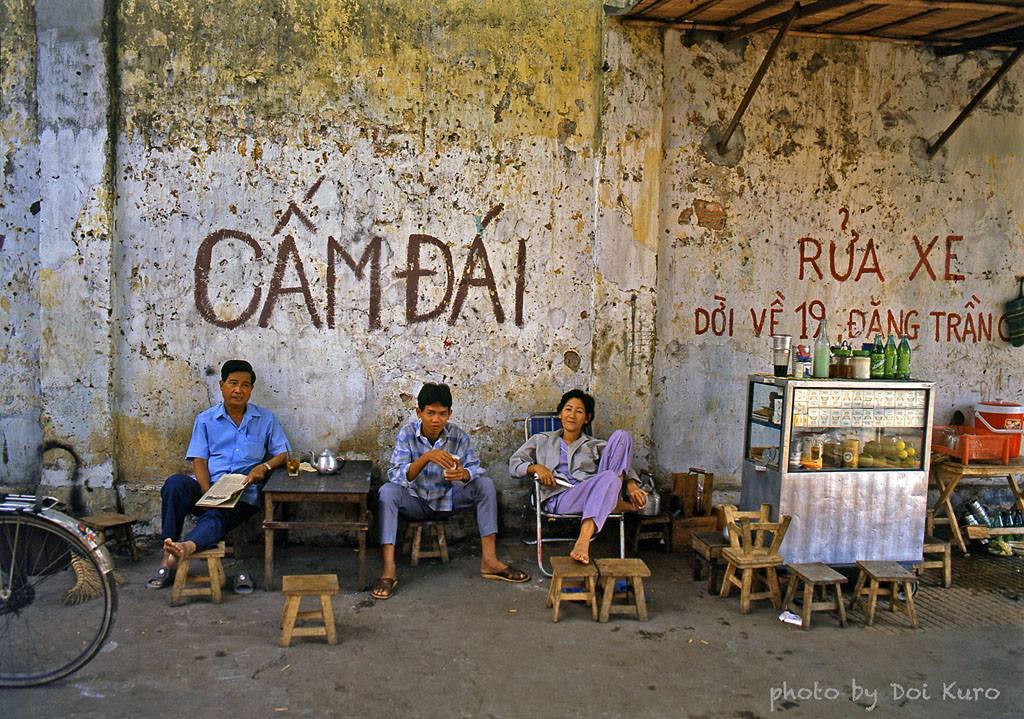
[371, 382, 529, 600]
[147, 359, 290, 589]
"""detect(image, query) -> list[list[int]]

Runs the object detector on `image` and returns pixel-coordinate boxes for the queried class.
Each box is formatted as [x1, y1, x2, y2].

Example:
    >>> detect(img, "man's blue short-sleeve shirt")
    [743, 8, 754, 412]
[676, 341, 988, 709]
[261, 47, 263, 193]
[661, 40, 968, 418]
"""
[186, 402, 290, 505]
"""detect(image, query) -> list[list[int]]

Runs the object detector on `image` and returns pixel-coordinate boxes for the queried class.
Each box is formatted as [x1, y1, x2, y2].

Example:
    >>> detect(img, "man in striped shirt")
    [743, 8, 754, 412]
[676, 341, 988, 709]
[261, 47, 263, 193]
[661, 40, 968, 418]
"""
[372, 382, 529, 599]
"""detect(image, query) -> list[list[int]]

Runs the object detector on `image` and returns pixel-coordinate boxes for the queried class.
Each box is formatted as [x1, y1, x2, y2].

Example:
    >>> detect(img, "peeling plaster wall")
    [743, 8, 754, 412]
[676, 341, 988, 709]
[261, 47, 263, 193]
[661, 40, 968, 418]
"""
[0, 0, 42, 486]
[653, 31, 1024, 484]
[112, 0, 606, 523]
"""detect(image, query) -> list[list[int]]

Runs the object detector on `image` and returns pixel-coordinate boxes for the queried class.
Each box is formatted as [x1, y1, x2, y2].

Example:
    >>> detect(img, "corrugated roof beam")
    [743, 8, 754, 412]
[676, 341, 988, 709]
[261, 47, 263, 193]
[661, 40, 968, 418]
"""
[717, 5, 799, 153]
[927, 45, 1023, 155]
[722, 0, 862, 42]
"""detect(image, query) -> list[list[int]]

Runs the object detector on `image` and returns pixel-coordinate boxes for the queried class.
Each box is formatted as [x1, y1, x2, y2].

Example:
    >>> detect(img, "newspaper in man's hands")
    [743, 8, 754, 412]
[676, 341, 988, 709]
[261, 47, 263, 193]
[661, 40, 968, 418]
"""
[195, 473, 248, 509]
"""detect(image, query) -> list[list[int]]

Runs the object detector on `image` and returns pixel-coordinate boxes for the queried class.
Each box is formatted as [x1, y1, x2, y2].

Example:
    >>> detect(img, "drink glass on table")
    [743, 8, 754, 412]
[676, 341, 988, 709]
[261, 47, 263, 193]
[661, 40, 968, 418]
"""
[286, 451, 301, 477]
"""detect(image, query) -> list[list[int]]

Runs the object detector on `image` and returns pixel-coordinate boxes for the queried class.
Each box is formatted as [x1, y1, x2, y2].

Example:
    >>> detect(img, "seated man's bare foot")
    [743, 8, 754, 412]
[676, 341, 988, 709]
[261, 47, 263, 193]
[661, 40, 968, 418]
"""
[570, 540, 590, 565]
[163, 538, 196, 560]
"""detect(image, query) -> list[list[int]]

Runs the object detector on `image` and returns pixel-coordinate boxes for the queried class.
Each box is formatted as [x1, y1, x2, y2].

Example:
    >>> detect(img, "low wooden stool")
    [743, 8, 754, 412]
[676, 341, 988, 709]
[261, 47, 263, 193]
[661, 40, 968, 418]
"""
[170, 541, 226, 606]
[402, 521, 449, 566]
[594, 558, 651, 622]
[782, 563, 848, 630]
[80, 512, 140, 561]
[630, 513, 673, 553]
[917, 536, 952, 588]
[547, 556, 599, 622]
[279, 574, 339, 647]
[849, 560, 918, 628]
[692, 530, 729, 593]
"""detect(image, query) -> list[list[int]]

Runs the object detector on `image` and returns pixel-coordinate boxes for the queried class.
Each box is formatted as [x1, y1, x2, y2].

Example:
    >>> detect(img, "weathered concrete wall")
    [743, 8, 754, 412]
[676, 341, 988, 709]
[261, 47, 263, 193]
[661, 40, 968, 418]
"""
[653, 30, 1024, 483]
[4, 2, 1023, 527]
[35, 0, 118, 507]
[112, 0, 608, 523]
[0, 0, 42, 487]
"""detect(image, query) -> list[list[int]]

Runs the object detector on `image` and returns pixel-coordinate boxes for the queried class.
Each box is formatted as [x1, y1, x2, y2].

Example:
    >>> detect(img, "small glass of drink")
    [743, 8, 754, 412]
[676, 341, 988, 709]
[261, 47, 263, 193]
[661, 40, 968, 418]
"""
[286, 451, 301, 477]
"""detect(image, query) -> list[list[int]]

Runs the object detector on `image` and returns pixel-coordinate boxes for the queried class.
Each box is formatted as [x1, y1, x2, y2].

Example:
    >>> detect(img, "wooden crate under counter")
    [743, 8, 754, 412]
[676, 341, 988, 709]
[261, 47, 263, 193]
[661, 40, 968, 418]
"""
[672, 514, 719, 550]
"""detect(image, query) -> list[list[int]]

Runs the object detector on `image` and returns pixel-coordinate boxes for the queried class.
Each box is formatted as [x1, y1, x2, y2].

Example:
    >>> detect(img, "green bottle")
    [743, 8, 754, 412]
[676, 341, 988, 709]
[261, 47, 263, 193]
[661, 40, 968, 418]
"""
[896, 336, 912, 379]
[883, 335, 897, 379]
[870, 334, 885, 378]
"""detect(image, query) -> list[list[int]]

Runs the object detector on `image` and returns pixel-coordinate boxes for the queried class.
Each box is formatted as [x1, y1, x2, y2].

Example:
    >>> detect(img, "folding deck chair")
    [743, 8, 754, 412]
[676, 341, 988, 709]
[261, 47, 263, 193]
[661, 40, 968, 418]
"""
[522, 412, 626, 577]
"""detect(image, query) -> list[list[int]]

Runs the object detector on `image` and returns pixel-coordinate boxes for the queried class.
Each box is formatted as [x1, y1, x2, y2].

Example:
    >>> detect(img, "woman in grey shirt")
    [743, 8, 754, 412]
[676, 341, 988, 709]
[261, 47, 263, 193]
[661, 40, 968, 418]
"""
[509, 389, 648, 564]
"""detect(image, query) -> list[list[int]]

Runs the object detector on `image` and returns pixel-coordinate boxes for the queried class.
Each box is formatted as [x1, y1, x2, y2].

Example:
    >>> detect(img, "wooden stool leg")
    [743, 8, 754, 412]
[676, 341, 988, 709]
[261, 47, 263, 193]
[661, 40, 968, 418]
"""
[598, 577, 615, 623]
[719, 563, 736, 598]
[782, 574, 798, 613]
[587, 575, 598, 622]
[902, 581, 918, 628]
[209, 558, 223, 604]
[170, 558, 190, 606]
[800, 581, 813, 630]
[692, 555, 704, 582]
[766, 567, 782, 610]
[631, 576, 648, 621]
[834, 584, 847, 628]
[436, 524, 449, 563]
[124, 525, 140, 562]
[402, 525, 413, 556]
[866, 579, 880, 626]
[410, 526, 422, 567]
[320, 594, 338, 644]
[551, 576, 564, 623]
[849, 569, 867, 610]
[942, 546, 951, 588]
[739, 568, 753, 614]
[279, 596, 301, 647]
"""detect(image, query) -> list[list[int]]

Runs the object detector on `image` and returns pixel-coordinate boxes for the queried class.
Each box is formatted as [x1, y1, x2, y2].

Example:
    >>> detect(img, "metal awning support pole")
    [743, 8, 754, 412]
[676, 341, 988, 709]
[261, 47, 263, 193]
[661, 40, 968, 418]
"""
[717, 5, 798, 154]
[926, 45, 1023, 156]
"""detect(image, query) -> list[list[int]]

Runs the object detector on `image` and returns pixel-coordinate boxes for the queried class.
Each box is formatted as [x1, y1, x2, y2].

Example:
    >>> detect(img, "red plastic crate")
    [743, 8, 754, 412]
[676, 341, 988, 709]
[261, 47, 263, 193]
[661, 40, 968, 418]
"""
[932, 425, 1011, 465]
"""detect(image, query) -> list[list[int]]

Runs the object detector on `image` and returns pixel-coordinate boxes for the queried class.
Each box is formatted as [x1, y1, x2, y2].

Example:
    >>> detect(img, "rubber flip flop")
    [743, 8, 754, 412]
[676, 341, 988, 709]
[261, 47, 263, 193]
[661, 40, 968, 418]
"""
[233, 572, 254, 595]
[146, 566, 172, 590]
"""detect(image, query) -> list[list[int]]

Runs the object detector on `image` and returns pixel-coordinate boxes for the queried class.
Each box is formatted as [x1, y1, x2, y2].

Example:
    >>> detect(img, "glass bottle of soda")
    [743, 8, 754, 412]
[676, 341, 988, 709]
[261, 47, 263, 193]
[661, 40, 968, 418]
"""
[883, 335, 897, 379]
[870, 334, 885, 378]
[896, 336, 912, 379]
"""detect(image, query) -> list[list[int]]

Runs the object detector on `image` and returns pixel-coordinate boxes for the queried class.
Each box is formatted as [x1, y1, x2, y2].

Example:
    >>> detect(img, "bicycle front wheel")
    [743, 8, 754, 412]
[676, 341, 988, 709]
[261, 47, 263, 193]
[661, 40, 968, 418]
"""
[0, 513, 117, 687]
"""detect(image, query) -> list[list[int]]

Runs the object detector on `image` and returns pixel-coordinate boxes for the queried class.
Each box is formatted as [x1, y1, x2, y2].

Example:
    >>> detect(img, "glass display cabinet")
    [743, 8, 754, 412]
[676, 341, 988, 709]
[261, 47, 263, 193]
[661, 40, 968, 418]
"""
[741, 375, 935, 565]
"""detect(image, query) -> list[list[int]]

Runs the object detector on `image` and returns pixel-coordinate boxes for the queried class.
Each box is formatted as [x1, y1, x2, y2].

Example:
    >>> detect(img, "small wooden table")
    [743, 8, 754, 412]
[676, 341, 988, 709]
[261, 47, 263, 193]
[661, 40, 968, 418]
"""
[929, 457, 1024, 553]
[263, 461, 372, 591]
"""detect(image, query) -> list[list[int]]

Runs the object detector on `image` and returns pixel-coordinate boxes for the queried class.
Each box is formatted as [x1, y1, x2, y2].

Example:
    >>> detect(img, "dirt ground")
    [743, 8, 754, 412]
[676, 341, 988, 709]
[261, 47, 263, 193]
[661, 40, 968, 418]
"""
[3, 534, 1022, 719]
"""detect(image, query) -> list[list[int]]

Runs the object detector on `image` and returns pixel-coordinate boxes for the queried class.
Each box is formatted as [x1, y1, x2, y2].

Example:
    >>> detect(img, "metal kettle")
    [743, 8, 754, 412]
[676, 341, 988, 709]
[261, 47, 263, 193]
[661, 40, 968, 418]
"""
[315, 448, 338, 475]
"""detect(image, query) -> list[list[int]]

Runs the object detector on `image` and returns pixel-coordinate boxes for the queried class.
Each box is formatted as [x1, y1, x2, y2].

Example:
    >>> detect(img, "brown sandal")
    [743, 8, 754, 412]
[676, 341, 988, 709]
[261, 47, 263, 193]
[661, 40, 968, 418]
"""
[480, 566, 530, 583]
[370, 577, 398, 600]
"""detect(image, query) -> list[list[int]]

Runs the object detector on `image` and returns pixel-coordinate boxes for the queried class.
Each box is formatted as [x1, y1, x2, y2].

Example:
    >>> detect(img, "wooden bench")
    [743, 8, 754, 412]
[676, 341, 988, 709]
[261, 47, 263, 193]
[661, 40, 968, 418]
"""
[917, 535, 952, 588]
[170, 542, 226, 606]
[80, 512, 140, 561]
[594, 558, 651, 622]
[692, 530, 729, 593]
[402, 521, 449, 566]
[782, 563, 848, 630]
[849, 560, 918, 628]
[547, 555, 599, 622]
[280, 574, 339, 646]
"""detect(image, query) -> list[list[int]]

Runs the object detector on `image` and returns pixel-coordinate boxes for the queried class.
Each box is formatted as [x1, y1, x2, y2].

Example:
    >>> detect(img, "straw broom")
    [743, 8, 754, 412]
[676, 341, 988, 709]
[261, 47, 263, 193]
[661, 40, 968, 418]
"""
[63, 556, 124, 605]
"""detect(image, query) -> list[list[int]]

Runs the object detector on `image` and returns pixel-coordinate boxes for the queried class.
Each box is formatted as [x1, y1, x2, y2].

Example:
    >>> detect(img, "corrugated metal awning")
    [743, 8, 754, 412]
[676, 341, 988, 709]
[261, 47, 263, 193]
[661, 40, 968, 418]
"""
[609, 0, 1024, 52]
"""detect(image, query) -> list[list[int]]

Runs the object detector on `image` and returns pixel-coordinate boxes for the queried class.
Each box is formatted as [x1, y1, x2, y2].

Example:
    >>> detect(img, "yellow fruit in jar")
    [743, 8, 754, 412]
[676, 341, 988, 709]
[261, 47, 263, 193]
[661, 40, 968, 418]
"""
[898, 450, 908, 459]
[859, 456, 874, 468]
[895, 440, 906, 451]
[906, 447, 917, 457]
